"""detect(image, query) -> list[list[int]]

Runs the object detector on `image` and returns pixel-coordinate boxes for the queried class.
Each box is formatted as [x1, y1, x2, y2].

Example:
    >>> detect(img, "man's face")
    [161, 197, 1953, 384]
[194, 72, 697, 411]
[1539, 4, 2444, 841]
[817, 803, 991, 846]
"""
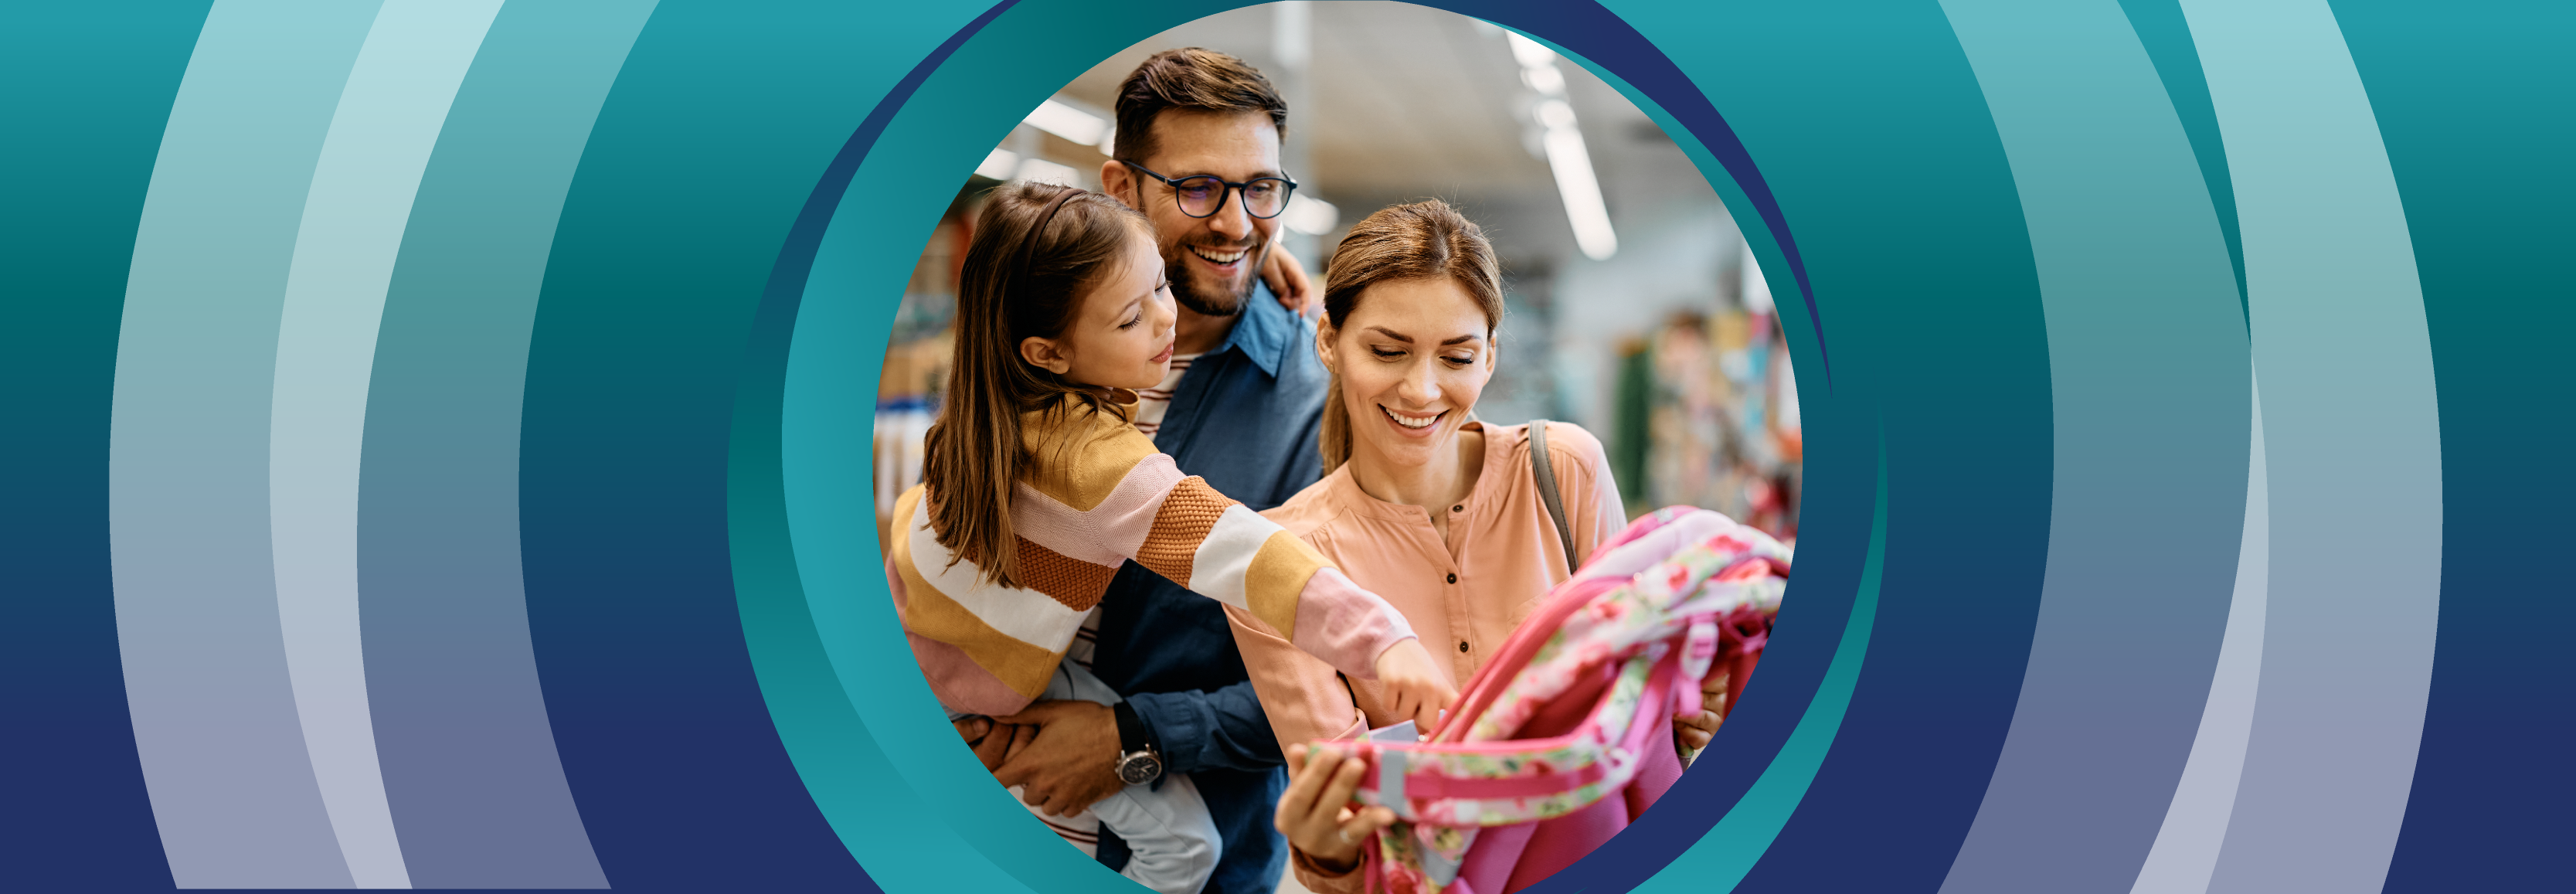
[1114, 110, 1285, 318]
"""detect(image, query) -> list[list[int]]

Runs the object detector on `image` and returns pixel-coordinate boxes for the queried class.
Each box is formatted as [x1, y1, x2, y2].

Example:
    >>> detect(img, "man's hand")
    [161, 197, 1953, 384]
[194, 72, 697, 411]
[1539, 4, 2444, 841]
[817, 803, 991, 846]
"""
[991, 700, 1125, 818]
[1261, 243, 1318, 318]
[1674, 671, 1730, 752]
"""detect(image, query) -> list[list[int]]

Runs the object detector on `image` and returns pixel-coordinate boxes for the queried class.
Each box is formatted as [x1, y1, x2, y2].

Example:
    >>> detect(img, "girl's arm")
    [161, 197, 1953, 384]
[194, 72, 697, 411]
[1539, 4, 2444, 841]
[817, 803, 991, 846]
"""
[1224, 603, 1370, 759]
[1018, 416, 1449, 726]
[1014, 418, 1418, 680]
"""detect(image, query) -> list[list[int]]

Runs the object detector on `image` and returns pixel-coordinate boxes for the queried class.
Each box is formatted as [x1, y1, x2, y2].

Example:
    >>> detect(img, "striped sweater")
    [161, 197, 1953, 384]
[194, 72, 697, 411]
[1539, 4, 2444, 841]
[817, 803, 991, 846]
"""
[888, 396, 1418, 716]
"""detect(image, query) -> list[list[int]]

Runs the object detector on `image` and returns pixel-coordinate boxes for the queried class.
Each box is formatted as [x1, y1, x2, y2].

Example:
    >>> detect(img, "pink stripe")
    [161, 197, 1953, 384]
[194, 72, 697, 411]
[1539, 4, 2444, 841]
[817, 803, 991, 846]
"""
[1010, 452, 1183, 566]
[1290, 566, 1419, 679]
[904, 631, 1034, 716]
[892, 554, 1035, 715]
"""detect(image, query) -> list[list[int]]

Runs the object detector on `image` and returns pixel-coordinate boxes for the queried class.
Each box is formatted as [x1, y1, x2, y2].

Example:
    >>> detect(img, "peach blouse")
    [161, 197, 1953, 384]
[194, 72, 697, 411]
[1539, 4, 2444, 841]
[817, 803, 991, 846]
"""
[1229, 421, 1626, 893]
[1229, 420, 1627, 750]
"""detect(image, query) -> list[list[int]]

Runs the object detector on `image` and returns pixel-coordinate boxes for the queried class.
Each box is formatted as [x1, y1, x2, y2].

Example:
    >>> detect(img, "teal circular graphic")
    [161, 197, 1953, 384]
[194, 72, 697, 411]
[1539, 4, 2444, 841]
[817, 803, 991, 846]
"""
[4, 2, 2567, 892]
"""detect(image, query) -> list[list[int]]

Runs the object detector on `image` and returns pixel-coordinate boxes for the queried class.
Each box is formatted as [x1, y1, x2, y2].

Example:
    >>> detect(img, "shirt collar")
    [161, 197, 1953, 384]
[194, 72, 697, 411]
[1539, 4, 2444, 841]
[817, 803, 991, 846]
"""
[1208, 278, 1300, 379]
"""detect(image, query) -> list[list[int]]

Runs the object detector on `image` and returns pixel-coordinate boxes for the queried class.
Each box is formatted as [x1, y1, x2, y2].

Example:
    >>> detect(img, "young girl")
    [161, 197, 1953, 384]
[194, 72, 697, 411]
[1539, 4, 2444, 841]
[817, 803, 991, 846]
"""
[885, 182, 1455, 894]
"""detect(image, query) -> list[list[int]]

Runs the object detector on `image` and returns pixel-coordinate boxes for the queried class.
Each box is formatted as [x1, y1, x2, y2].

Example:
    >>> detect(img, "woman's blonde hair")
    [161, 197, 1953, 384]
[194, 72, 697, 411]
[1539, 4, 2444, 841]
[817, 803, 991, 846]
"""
[921, 181, 1150, 588]
[1317, 199, 1505, 474]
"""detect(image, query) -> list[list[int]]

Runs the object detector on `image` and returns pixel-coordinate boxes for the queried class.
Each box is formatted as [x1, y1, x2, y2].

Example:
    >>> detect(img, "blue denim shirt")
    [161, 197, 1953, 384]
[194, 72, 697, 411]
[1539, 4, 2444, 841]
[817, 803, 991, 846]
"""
[1089, 284, 1327, 892]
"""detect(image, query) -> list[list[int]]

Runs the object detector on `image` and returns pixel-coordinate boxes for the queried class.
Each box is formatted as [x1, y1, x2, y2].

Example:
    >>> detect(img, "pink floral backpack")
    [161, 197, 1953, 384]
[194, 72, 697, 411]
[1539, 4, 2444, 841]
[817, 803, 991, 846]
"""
[1340, 506, 1789, 894]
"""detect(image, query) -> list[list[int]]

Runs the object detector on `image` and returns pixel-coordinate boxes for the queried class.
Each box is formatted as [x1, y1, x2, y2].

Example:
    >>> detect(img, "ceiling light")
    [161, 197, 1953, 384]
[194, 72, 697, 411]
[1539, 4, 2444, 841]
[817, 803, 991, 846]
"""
[1014, 156, 1079, 187]
[977, 148, 1018, 180]
[1025, 98, 1108, 148]
[1521, 65, 1565, 97]
[1505, 31, 1556, 69]
[1543, 124, 1617, 260]
[1535, 99, 1577, 131]
[1284, 194, 1340, 236]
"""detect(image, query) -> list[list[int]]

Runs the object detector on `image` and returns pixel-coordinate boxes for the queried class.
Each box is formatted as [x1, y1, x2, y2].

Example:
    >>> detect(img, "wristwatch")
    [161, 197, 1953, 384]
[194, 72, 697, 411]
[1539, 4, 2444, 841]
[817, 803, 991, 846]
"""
[1111, 702, 1163, 787]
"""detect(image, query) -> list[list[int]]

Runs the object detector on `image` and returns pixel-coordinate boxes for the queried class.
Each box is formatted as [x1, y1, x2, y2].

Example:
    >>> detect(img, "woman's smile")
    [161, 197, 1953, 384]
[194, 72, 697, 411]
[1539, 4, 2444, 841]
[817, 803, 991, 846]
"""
[1380, 405, 1445, 433]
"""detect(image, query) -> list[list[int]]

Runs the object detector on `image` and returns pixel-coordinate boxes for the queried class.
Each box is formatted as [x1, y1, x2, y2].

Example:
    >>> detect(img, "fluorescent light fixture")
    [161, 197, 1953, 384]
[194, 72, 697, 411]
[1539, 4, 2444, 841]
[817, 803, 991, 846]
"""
[1521, 64, 1565, 97]
[1507, 31, 1616, 260]
[1284, 193, 1339, 236]
[1015, 156, 1079, 187]
[977, 148, 1019, 180]
[1025, 98, 1109, 148]
[1505, 31, 1556, 68]
[1534, 99, 1576, 131]
[1543, 122, 1616, 260]
[1096, 123, 1117, 152]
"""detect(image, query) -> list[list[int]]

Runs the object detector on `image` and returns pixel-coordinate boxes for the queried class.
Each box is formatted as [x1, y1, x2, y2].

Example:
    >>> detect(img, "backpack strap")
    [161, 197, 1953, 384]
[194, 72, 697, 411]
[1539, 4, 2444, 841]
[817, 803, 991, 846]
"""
[1528, 420, 1579, 571]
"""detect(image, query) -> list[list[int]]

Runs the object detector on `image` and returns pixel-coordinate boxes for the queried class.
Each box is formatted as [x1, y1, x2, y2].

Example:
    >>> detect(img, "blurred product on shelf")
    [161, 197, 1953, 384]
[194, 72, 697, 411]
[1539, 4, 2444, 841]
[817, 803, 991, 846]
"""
[872, 189, 977, 551]
[1606, 243, 1803, 542]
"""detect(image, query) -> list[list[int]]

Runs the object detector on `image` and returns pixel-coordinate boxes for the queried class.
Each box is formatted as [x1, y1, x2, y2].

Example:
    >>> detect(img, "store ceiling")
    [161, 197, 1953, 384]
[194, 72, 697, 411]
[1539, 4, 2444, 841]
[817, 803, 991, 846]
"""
[1049, 2, 1715, 270]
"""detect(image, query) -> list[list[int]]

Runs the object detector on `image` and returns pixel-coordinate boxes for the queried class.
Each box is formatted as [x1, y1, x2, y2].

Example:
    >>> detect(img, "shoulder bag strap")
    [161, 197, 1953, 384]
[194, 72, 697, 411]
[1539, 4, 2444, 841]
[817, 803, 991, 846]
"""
[1528, 420, 1580, 572]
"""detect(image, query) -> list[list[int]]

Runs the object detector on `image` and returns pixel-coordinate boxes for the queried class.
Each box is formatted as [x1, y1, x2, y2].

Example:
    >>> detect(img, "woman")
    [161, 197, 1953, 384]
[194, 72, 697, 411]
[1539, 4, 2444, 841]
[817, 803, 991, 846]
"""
[1226, 200, 1731, 893]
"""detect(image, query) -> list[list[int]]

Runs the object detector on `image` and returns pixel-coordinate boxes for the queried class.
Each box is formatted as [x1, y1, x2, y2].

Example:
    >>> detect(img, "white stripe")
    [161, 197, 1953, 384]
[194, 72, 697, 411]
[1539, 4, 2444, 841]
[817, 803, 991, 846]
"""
[1187, 504, 1283, 609]
[267, 2, 502, 887]
[906, 498, 1089, 651]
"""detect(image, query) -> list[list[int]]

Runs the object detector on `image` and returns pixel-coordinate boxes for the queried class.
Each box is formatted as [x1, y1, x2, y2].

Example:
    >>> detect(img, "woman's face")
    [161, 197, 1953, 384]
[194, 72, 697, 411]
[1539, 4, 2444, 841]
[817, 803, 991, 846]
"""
[1021, 228, 1177, 391]
[1320, 276, 1496, 471]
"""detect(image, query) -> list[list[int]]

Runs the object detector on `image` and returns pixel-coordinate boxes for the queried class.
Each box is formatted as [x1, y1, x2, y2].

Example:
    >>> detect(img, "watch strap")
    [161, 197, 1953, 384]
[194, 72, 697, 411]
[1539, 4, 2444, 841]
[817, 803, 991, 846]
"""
[1112, 700, 1150, 756]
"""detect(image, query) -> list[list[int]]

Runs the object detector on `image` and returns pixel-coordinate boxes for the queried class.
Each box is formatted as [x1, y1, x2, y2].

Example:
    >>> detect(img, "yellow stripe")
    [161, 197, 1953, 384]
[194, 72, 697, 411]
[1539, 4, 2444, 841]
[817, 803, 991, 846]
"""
[1242, 530, 1328, 639]
[1020, 400, 1157, 512]
[889, 486, 1065, 699]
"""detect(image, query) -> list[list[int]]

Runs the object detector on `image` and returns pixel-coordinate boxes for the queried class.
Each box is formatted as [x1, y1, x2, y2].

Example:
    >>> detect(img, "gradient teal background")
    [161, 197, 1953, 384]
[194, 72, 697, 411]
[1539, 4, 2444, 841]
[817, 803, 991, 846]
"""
[3, 1, 2566, 892]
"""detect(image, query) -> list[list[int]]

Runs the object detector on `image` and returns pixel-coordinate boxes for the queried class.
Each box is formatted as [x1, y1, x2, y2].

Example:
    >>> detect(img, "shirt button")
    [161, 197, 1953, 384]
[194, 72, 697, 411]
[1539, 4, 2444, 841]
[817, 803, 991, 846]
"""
[1446, 573, 1457, 584]
[1458, 641, 1471, 653]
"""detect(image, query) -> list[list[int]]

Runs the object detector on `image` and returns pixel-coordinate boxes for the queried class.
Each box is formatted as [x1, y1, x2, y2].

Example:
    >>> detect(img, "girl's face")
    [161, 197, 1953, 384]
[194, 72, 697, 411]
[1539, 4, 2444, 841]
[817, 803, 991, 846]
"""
[1021, 228, 1178, 391]
[1319, 276, 1497, 471]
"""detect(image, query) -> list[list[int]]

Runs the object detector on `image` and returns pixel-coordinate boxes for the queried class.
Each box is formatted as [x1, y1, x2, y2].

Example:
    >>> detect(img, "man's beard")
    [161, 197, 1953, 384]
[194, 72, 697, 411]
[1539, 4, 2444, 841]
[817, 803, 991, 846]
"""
[1164, 236, 1268, 318]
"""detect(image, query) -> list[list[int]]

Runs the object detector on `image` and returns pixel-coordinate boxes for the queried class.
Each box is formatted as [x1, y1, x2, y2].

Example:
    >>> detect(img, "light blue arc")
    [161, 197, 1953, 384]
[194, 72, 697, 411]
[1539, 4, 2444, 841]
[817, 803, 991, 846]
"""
[1932, 1, 2251, 891]
[355, 0, 655, 886]
[2178, 1, 2444, 891]
[2131, 373, 2269, 894]
[108, 1, 383, 887]
[267, 1, 503, 886]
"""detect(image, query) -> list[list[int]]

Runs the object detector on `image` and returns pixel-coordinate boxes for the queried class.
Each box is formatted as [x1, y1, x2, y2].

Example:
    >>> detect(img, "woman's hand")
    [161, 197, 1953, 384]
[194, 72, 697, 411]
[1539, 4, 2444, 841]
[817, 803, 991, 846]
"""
[1673, 671, 1729, 751]
[1275, 743, 1398, 874]
[1373, 638, 1457, 736]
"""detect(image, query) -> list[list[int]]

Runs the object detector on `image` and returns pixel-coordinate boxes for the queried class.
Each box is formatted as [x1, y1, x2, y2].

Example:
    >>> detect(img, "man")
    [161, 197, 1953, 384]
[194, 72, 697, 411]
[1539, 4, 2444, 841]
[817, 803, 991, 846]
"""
[953, 48, 1327, 893]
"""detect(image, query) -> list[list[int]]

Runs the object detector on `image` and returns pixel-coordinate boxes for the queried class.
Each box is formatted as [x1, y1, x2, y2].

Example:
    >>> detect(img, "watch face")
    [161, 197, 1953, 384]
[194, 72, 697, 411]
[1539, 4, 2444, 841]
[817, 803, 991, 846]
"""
[1116, 753, 1162, 787]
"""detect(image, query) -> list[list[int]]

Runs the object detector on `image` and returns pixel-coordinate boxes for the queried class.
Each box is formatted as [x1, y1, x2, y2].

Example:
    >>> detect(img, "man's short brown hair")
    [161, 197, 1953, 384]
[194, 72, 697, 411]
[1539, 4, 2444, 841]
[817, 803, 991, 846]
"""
[1112, 48, 1289, 165]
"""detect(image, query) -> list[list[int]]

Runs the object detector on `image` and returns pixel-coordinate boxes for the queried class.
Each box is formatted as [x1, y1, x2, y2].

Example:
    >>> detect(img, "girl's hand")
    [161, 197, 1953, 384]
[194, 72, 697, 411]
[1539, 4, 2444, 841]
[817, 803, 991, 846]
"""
[954, 717, 1036, 773]
[1275, 743, 1397, 874]
[1259, 244, 1317, 318]
[1674, 671, 1729, 751]
[1373, 638, 1457, 736]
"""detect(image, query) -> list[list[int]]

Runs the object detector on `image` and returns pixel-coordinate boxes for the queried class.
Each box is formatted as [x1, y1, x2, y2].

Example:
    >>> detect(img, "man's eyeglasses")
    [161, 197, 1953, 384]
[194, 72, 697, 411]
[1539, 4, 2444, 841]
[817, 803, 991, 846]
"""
[1120, 161, 1299, 219]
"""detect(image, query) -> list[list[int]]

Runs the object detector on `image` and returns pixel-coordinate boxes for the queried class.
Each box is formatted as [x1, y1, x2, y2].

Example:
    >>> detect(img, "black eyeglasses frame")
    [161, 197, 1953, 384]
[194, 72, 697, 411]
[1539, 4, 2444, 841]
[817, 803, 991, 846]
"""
[1117, 160, 1300, 220]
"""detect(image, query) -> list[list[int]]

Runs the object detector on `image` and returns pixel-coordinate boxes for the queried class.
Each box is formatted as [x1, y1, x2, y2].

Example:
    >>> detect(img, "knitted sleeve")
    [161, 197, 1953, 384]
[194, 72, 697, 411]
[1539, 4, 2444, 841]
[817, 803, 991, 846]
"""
[1014, 413, 1417, 680]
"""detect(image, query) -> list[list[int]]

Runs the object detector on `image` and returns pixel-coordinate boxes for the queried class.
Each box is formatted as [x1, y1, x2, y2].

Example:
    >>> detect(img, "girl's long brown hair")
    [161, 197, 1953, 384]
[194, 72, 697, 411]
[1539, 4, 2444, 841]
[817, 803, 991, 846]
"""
[1317, 199, 1506, 474]
[921, 181, 1150, 588]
